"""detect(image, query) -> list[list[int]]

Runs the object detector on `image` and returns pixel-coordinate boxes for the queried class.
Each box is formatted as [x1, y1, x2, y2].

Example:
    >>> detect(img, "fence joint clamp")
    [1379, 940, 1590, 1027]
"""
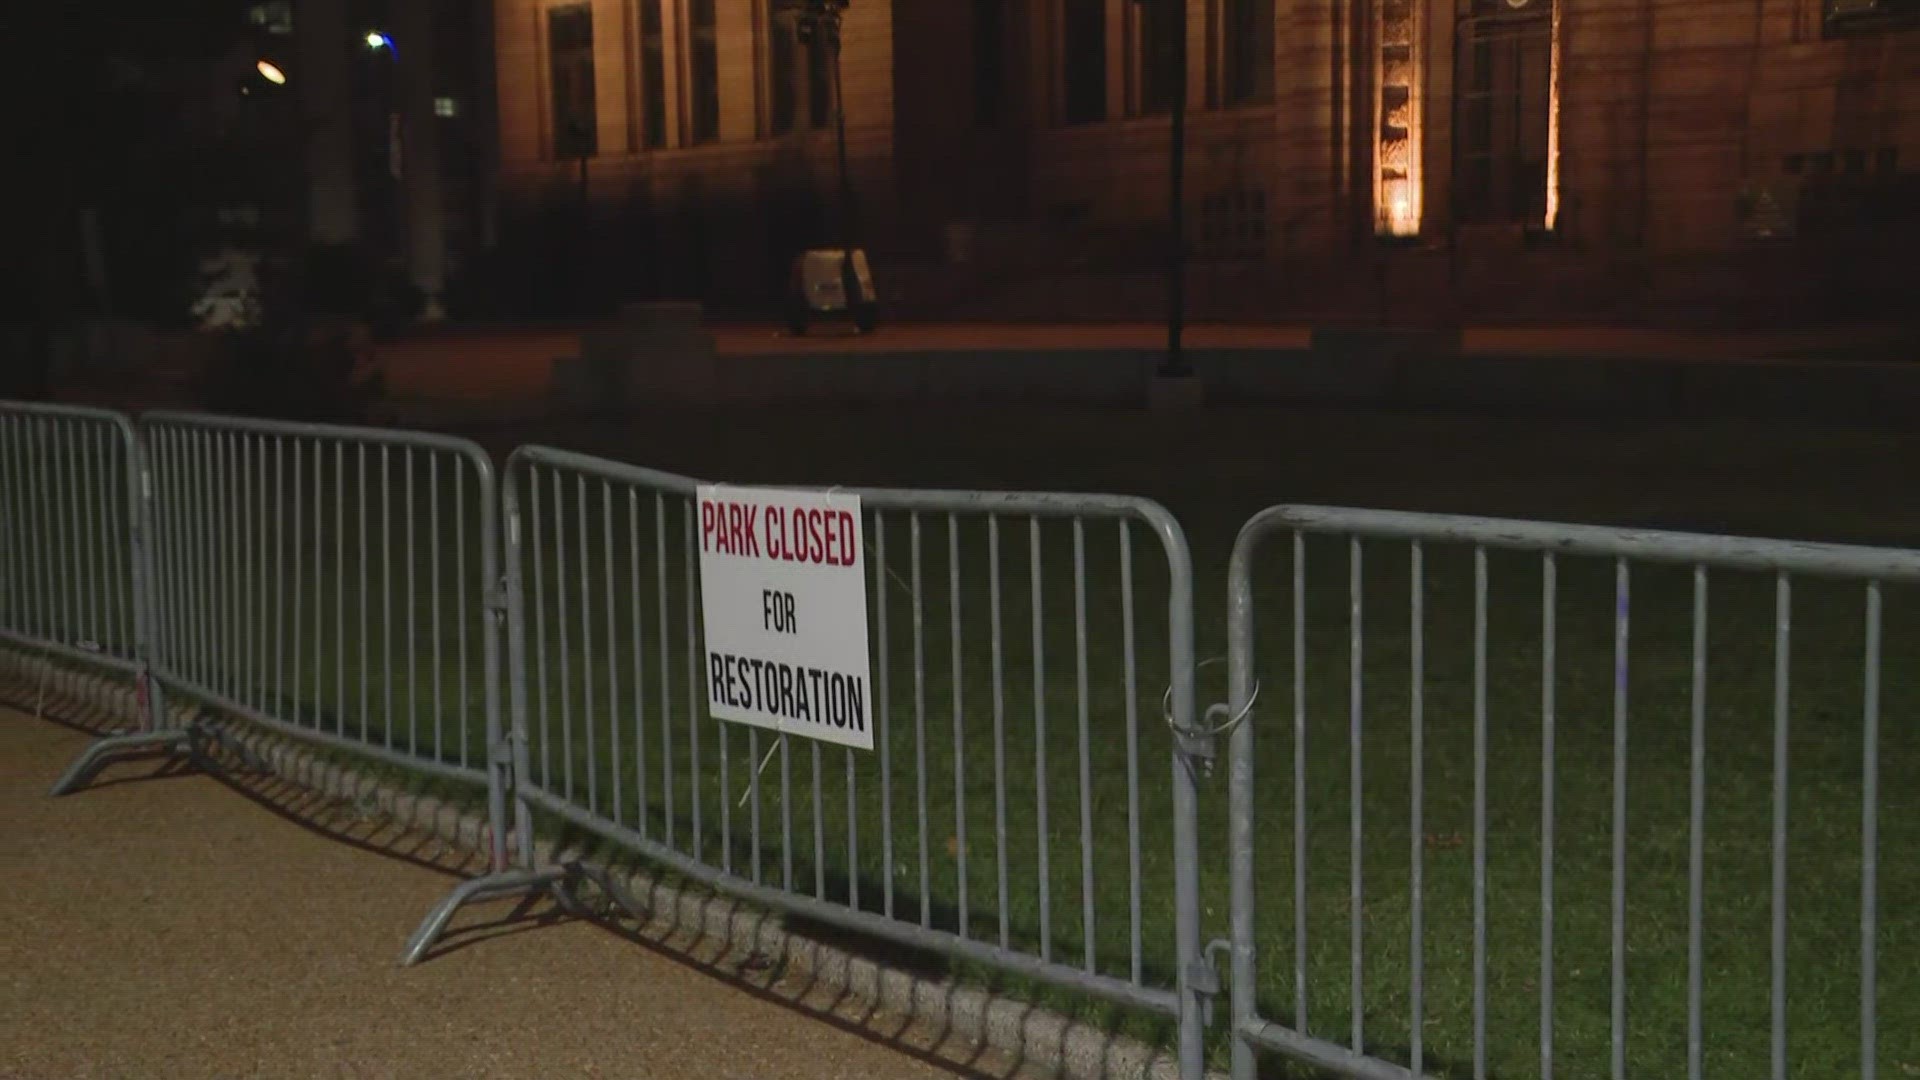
[1189, 939, 1230, 1028]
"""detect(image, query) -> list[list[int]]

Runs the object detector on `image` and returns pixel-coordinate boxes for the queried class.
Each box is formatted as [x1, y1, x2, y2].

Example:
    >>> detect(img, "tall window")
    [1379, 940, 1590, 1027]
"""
[689, 0, 720, 143]
[767, 7, 831, 137]
[975, 0, 1007, 125]
[1062, 0, 1106, 124]
[1454, 11, 1551, 223]
[1222, 0, 1273, 105]
[548, 5, 598, 160]
[640, 0, 667, 149]
[1138, 0, 1184, 115]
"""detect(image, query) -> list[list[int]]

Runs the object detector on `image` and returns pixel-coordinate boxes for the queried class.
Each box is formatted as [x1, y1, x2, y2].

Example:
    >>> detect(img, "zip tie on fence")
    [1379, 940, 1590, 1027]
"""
[737, 735, 784, 809]
[1161, 656, 1259, 741]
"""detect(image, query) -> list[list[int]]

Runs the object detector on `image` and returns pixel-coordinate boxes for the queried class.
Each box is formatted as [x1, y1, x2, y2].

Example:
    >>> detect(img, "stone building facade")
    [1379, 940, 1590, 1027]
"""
[490, 0, 1920, 323]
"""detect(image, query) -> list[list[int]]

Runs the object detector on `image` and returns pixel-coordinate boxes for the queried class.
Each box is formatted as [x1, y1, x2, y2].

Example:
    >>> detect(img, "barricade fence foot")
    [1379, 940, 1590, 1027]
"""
[48, 729, 192, 797]
[401, 866, 572, 966]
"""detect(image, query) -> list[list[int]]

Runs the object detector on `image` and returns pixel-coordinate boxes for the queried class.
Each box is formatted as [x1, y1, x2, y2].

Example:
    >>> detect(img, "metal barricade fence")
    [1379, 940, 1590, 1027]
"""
[1225, 506, 1920, 1080]
[490, 445, 1210, 1078]
[129, 411, 545, 955]
[0, 401, 171, 786]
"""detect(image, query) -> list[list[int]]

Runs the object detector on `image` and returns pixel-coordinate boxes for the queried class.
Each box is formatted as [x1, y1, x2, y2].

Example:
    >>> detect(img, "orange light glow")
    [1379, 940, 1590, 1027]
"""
[1544, 0, 1563, 231]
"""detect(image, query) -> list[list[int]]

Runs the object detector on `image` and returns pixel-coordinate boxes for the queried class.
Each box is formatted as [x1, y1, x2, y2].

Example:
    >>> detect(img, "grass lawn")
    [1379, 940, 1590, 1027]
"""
[11, 404, 1919, 1079]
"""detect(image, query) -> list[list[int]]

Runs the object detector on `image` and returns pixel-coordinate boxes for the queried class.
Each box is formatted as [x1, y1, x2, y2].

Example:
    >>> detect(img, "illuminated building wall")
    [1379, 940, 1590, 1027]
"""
[490, 0, 1920, 316]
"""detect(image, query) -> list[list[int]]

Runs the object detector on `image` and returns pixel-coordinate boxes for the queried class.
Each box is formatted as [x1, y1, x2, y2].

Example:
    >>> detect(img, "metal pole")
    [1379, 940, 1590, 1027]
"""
[1163, 0, 1191, 378]
[829, 10, 862, 318]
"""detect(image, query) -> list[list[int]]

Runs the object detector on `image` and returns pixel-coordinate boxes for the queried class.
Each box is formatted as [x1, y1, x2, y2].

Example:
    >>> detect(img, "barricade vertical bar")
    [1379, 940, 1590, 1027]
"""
[1472, 546, 1490, 1078]
[503, 458, 536, 868]
[2, 420, 24, 637]
[190, 426, 207, 684]
[603, 482, 623, 827]
[101, 425, 121, 653]
[1074, 518, 1094, 972]
[1612, 559, 1630, 1080]
[430, 456, 443, 759]
[31, 421, 54, 644]
[1541, 552, 1557, 1080]
[1349, 536, 1364, 1053]
[1294, 529, 1309, 1034]
[215, 431, 230, 697]
[60, 422, 82, 647]
[132, 421, 165, 734]
[334, 443, 345, 737]
[13, 419, 33, 637]
[104, 427, 124, 652]
[629, 490, 648, 840]
[1166, 507, 1203, 1080]
[0, 420, 17, 634]
[555, 474, 574, 801]
[120, 428, 140, 658]
[699, 500, 724, 867]
[1862, 582, 1881, 1080]
[100, 426, 120, 653]
[405, 450, 417, 752]
[1121, 522, 1141, 985]
[950, 513, 968, 940]
[117, 428, 136, 654]
[1771, 573, 1792, 1080]
[685, 503, 701, 862]
[381, 447, 393, 746]
[1032, 516, 1051, 962]
[877, 513, 894, 918]
[991, 513, 1009, 948]
[781, 727, 794, 891]
[168, 431, 188, 681]
[575, 476, 595, 813]
[1688, 567, 1708, 1080]
[812, 740, 823, 899]
[24, 418, 45, 641]
[1410, 541, 1426, 1078]
[476, 447, 506, 873]
[846, 739, 858, 909]
[655, 493, 672, 851]
[255, 436, 267, 710]
[234, 433, 248, 706]
[1227, 511, 1257, 1080]
[749, 723, 763, 886]
[275, 439, 286, 719]
[531, 468, 549, 787]
[308, 440, 321, 725]
[242, 435, 255, 709]
[79, 424, 102, 648]
[23, 420, 45, 641]
[358, 447, 369, 741]
[913, 514, 930, 927]
[456, 467, 470, 768]
[113, 427, 132, 659]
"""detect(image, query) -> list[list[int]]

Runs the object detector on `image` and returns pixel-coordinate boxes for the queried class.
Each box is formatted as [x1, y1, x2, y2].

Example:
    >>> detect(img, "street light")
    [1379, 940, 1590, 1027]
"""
[365, 30, 395, 53]
[779, 0, 874, 330]
[256, 59, 288, 85]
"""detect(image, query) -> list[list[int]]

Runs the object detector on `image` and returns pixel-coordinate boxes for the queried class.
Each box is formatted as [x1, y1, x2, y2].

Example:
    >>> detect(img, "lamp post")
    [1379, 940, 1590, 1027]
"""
[787, 0, 864, 318]
[365, 26, 446, 322]
[1137, 0, 1192, 378]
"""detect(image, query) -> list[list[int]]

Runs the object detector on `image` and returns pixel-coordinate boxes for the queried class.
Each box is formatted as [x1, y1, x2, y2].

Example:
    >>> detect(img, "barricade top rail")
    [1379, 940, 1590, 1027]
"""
[0, 400, 138, 438]
[1237, 503, 1920, 583]
[142, 410, 492, 472]
[508, 443, 1187, 536]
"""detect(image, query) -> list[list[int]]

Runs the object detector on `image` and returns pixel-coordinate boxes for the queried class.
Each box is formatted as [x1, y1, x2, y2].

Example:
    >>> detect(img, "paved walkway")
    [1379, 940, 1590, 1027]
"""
[0, 703, 986, 1080]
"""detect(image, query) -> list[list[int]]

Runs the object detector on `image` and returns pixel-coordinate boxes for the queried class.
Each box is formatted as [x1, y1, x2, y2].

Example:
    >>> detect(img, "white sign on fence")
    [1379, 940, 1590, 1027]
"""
[696, 484, 874, 750]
